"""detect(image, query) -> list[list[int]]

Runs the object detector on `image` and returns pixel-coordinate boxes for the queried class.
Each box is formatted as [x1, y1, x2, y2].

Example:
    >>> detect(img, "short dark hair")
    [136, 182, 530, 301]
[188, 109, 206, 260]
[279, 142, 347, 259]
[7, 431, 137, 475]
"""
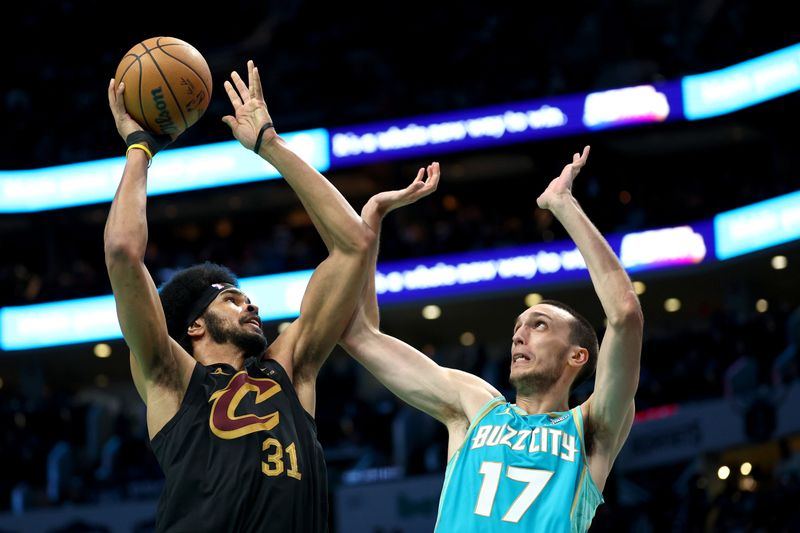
[158, 262, 239, 354]
[538, 299, 599, 392]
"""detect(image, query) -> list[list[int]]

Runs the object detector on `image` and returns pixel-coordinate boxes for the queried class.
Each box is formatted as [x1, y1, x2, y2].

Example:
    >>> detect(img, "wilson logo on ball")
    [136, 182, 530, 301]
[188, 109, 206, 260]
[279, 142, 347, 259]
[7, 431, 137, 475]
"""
[115, 36, 212, 137]
[151, 87, 177, 135]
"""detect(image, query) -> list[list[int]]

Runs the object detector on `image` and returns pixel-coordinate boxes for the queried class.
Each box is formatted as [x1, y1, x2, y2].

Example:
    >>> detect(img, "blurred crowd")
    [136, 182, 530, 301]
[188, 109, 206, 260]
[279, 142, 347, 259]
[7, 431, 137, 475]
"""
[1, 300, 799, 531]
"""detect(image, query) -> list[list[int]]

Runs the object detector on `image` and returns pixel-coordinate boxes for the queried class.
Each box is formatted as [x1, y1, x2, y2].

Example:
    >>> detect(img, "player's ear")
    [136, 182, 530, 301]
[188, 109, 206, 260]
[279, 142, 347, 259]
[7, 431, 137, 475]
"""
[568, 347, 589, 368]
[187, 318, 204, 339]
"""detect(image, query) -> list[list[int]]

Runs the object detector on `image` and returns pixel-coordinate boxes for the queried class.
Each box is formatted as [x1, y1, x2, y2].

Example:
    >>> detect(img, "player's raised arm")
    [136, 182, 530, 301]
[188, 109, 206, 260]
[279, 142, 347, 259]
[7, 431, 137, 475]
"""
[537, 146, 644, 459]
[339, 164, 500, 451]
[221, 61, 375, 408]
[104, 79, 194, 432]
[222, 60, 366, 254]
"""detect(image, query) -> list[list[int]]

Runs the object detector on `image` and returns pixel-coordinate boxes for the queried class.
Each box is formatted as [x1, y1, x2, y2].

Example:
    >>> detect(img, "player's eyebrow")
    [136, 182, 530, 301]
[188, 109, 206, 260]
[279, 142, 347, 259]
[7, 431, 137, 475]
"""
[219, 288, 251, 303]
[513, 311, 553, 331]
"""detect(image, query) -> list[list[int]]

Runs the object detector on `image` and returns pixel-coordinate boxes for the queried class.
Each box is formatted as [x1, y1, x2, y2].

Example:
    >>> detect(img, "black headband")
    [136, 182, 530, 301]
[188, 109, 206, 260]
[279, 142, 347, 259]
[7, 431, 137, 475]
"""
[178, 283, 236, 342]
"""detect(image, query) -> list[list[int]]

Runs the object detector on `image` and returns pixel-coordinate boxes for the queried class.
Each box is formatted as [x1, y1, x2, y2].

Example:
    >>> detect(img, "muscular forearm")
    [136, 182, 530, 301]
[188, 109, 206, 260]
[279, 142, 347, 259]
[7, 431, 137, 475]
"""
[359, 199, 385, 327]
[338, 200, 386, 345]
[258, 136, 366, 253]
[104, 151, 149, 260]
[549, 197, 641, 326]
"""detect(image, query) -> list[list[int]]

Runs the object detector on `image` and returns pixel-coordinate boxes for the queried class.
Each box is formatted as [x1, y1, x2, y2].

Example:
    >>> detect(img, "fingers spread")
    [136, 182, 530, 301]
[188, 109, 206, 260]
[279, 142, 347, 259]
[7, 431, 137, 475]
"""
[247, 60, 258, 100]
[231, 70, 250, 103]
[427, 162, 441, 189]
[574, 146, 590, 171]
[224, 80, 242, 109]
[252, 66, 264, 101]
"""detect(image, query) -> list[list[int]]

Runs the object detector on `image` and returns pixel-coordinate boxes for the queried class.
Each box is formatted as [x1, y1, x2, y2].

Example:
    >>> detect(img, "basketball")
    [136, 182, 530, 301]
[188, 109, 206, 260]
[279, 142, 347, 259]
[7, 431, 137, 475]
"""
[114, 37, 212, 137]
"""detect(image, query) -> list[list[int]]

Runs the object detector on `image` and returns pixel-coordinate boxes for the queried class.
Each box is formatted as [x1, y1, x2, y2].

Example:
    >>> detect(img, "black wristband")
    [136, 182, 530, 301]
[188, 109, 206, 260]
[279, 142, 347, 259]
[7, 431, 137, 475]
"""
[253, 122, 275, 154]
[125, 131, 172, 156]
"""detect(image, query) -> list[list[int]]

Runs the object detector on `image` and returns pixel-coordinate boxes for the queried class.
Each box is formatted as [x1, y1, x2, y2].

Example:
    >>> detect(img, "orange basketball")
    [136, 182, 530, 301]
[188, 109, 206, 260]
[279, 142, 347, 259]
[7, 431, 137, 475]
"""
[114, 37, 212, 137]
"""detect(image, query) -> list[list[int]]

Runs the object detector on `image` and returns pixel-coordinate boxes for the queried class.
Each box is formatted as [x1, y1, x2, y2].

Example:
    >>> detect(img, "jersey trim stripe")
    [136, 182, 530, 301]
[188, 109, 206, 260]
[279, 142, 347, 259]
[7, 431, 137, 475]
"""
[569, 405, 604, 525]
[570, 460, 589, 519]
[569, 407, 586, 518]
[450, 395, 506, 466]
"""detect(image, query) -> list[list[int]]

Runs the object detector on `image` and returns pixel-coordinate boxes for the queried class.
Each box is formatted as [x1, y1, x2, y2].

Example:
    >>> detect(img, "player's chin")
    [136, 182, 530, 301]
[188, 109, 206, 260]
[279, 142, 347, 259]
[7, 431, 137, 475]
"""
[510, 360, 540, 378]
[238, 325, 267, 348]
[246, 328, 267, 343]
[508, 365, 528, 382]
[241, 330, 269, 357]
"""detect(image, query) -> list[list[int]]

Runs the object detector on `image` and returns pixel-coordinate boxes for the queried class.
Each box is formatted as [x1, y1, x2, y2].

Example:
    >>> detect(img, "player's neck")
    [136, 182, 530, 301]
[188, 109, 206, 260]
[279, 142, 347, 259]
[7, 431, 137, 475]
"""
[513, 391, 570, 415]
[193, 341, 246, 370]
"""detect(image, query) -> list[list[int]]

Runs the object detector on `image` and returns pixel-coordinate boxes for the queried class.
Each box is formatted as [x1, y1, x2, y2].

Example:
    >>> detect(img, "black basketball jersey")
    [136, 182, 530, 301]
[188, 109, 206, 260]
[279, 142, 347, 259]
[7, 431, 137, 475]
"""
[151, 357, 328, 532]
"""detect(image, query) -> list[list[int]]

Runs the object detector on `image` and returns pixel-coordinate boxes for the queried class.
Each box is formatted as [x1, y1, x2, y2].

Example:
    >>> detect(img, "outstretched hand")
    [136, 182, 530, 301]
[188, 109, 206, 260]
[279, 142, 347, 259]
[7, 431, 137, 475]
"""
[361, 162, 441, 229]
[222, 60, 276, 151]
[347, 162, 440, 334]
[536, 146, 590, 211]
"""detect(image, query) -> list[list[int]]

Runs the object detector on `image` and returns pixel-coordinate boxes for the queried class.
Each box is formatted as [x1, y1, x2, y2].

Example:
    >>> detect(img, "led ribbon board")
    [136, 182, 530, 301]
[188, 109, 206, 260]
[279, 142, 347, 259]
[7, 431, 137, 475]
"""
[374, 222, 711, 304]
[0, 222, 712, 351]
[329, 81, 682, 167]
[714, 190, 800, 260]
[682, 42, 800, 120]
[0, 270, 314, 351]
[0, 130, 330, 212]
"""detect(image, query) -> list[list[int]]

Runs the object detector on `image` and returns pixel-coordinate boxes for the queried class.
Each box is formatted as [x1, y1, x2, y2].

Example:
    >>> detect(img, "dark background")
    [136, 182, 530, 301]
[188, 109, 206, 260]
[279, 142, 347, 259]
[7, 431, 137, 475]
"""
[2, 1, 800, 531]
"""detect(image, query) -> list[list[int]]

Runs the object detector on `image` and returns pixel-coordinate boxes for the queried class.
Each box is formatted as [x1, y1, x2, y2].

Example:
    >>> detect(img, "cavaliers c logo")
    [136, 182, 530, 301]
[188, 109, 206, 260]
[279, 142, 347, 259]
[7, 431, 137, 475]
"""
[209, 371, 282, 439]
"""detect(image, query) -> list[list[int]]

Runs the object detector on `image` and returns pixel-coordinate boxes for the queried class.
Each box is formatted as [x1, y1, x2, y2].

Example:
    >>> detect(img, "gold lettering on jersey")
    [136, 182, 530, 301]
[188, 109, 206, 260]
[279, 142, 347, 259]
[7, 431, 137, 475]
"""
[262, 437, 285, 476]
[261, 438, 302, 480]
[209, 371, 281, 439]
[471, 424, 578, 463]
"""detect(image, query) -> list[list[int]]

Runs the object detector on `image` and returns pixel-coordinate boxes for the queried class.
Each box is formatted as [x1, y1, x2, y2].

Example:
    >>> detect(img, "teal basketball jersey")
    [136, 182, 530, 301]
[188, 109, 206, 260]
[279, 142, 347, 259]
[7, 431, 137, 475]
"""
[434, 397, 603, 533]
